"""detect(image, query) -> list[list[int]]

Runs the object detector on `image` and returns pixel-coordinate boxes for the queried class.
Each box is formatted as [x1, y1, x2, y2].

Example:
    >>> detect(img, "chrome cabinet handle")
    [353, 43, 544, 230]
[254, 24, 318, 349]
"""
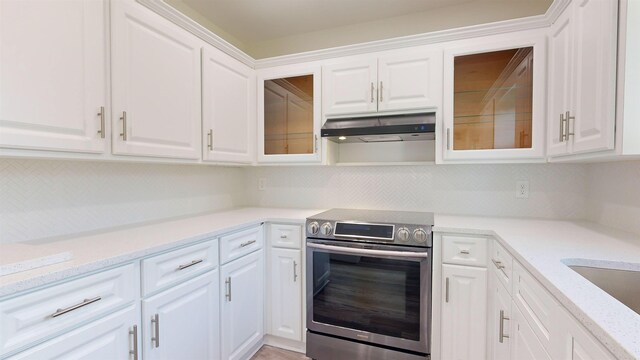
[446, 128, 451, 150]
[370, 82, 375, 103]
[492, 259, 505, 270]
[240, 239, 256, 248]
[129, 325, 138, 360]
[207, 129, 213, 150]
[445, 277, 450, 303]
[120, 111, 127, 141]
[499, 310, 510, 343]
[314, 134, 318, 152]
[460, 249, 470, 255]
[177, 259, 203, 271]
[565, 111, 575, 138]
[280, 234, 288, 238]
[97, 106, 105, 139]
[293, 261, 298, 282]
[559, 113, 566, 142]
[151, 314, 159, 348]
[379, 81, 383, 102]
[225, 277, 232, 302]
[51, 296, 101, 318]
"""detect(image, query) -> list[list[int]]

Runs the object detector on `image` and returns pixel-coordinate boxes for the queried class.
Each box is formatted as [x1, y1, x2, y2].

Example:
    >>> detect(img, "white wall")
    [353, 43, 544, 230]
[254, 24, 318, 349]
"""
[0, 159, 248, 243]
[246, 164, 588, 219]
[587, 160, 640, 236]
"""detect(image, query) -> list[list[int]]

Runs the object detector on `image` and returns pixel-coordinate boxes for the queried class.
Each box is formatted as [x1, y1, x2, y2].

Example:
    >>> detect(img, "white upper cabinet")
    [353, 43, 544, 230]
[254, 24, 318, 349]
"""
[547, 0, 618, 157]
[202, 45, 256, 164]
[441, 31, 547, 162]
[377, 51, 443, 112]
[323, 59, 378, 115]
[257, 64, 322, 163]
[0, 0, 107, 153]
[111, 0, 202, 160]
[323, 51, 442, 116]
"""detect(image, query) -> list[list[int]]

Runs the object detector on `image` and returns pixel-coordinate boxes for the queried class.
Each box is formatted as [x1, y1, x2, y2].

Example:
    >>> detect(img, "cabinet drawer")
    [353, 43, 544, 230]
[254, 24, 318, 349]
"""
[142, 239, 218, 296]
[491, 240, 513, 292]
[0, 263, 137, 356]
[512, 260, 559, 355]
[269, 224, 302, 249]
[220, 226, 263, 265]
[442, 234, 488, 267]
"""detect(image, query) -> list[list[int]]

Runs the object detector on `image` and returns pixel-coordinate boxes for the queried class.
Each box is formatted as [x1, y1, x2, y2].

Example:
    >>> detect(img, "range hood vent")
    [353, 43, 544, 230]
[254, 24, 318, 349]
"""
[321, 112, 436, 143]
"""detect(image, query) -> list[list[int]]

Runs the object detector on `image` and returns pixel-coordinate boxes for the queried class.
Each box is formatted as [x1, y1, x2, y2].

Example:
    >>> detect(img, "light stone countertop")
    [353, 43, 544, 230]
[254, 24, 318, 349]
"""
[1, 209, 638, 359]
[434, 215, 640, 360]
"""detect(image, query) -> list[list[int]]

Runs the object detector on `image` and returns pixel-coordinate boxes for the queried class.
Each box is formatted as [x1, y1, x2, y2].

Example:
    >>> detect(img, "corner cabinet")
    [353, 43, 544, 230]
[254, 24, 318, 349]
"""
[440, 31, 547, 162]
[547, 0, 618, 157]
[111, 0, 202, 160]
[202, 45, 256, 164]
[257, 64, 322, 163]
[322, 50, 442, 116]
[0, 0, 108, 154]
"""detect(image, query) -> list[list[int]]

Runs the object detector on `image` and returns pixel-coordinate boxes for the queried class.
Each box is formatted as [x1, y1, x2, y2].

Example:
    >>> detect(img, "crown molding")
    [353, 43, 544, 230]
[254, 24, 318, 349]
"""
[137, 0, 570, 70]
[136, 0, 256, 68]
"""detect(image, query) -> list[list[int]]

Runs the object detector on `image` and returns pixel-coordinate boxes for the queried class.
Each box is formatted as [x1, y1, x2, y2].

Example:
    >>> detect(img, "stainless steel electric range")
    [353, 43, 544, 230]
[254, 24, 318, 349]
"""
[305, 209, 434, 360]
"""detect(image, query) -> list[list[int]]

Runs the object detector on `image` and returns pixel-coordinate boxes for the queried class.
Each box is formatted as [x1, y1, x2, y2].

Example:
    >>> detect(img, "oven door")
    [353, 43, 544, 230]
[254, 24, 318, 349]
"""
[306, 239, 432, 354]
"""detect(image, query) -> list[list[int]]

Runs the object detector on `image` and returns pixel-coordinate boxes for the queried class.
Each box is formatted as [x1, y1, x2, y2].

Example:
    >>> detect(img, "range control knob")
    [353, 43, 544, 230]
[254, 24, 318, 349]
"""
[307, 221, 319, 235]
[396, 227, 410, 242]
[413, 228, 428, 243]
[320, 222, 333, 236]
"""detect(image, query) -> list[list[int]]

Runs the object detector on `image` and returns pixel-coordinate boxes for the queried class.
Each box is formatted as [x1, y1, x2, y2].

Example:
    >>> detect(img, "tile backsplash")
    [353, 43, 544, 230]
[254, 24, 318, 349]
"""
[246, 163, 589, 219]
[0, 159, 248, 243]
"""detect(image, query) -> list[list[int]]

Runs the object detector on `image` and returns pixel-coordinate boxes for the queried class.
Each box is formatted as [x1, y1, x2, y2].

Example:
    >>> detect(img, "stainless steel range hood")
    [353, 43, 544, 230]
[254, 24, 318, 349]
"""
[321, 112, 436, 143]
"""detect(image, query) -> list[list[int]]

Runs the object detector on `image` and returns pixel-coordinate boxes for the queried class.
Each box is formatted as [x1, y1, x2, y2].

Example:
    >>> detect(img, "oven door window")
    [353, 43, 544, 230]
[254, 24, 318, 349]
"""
[311, 250, 422, 341]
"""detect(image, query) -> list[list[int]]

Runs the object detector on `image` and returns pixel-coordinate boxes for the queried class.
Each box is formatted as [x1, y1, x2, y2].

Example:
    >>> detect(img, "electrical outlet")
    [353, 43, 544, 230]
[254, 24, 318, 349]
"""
[516, 180, 529, 199]
[258, 178, 266, 191]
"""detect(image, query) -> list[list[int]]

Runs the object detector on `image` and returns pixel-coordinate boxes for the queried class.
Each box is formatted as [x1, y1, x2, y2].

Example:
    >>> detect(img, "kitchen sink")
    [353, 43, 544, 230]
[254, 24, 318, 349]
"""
[568, 265, 640, 315]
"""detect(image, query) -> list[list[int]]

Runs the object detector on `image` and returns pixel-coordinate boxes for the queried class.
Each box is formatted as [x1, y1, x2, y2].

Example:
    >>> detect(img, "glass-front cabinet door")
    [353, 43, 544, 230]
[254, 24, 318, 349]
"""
[257, 65, 321, 163]
[441, 32, 546, 162]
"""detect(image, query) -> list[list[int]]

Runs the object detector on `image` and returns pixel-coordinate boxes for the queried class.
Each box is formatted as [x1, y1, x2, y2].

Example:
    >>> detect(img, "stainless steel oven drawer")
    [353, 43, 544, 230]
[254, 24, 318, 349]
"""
[307, 331, 426, 360]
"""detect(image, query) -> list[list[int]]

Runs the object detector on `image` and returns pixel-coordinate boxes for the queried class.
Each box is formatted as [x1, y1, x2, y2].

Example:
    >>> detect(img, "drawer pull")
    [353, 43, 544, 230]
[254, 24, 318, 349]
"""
[151, 314, 160, 348]
[240, 239, 256, 248]
[177, 259, 203, 271]
[460, 249, 470, 255]
[129, 325, 138, 360]
[51, 296, 102, 318]
[492, 259, 505, 270]
[280, 234, 288, 239]
[499, 310, 510, 343]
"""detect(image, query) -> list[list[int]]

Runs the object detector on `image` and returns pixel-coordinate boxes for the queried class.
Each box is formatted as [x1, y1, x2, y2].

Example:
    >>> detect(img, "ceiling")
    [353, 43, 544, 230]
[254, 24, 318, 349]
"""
[165, 0, 553, 59]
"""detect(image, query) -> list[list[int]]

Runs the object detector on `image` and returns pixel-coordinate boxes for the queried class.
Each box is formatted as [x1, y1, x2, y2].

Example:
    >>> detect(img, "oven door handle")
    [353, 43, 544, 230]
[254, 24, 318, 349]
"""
[307, 242, 428, 259]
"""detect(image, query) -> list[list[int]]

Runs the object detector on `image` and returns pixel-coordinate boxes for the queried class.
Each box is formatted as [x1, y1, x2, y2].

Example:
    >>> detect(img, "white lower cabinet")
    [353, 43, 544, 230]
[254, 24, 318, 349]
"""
[488, 269, 512, 360]
[269, 247, 302, 341]
[510, 305, 552, 360]
[142, 270, 220, 360]
[441, 263, 487, 360]
[221, 249, 265, 360]
[8, 304, 139, 360]
[559, 310, 615, 360]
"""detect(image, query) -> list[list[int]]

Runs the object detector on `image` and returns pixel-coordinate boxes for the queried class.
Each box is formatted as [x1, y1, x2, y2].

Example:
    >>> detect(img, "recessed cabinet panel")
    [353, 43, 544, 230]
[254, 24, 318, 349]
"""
[453, 48, 533, 151]
[111, 0, 201, 159]
[258, 66, 321, 163]
[0, 0, 107, 153]
[323, 59, 378, 115]
[202, 46, 255, 163]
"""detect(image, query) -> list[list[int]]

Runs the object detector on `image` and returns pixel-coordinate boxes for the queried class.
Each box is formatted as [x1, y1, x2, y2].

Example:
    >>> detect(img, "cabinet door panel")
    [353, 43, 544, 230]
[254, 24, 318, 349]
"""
[269, 248, 302, 341]
[111, 0, 201, 159]
[488, 270, 511, 360]
[510, 305, 552, 360]
[143, 271, 220, 360]
[570, 0, 617, 154]
[323, 59, 378, 115]
[547, 7, 573, 156]
[202, 46, 255, 163]
[221, 250, 264, 360]
[378, 50, 442, 112]
[0, 0, 106, 153]
[441, 264, 487, 360]
[8, 305, 139, 360]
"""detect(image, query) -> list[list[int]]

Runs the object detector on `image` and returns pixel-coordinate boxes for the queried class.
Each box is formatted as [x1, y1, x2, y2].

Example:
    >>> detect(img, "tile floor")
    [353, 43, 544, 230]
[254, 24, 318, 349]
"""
[251, 345, 310, 360]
